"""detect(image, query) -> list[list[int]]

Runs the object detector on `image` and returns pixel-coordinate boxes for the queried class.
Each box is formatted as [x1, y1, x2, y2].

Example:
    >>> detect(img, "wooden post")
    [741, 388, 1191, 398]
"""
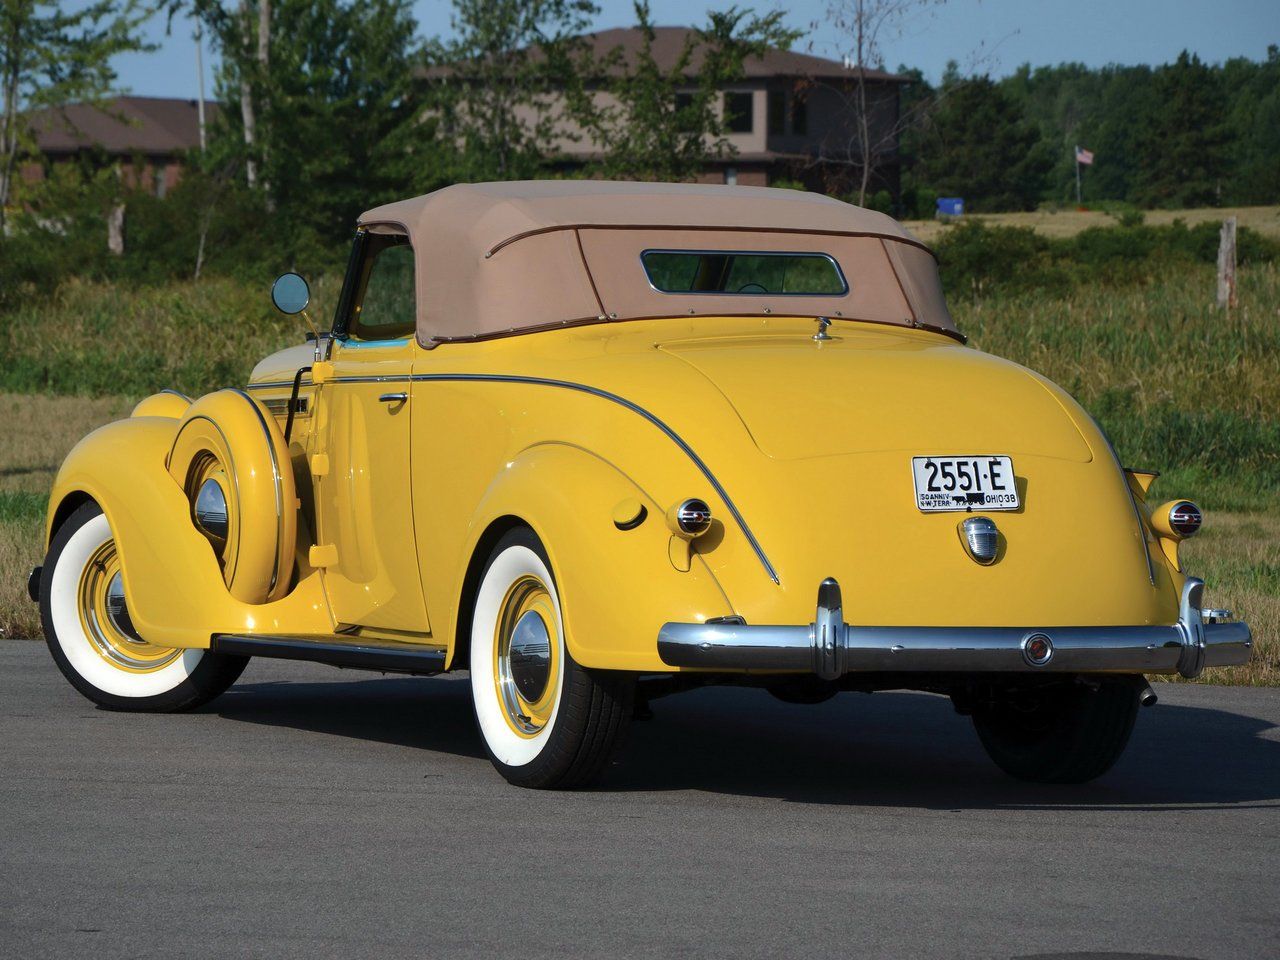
[1217, 216, 1237, 310]
[107, 203, 125, 256]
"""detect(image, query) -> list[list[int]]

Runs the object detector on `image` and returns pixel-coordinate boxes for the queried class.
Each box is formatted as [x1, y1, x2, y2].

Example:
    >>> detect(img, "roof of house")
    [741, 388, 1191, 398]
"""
[581, 26, 910, 82]
[357, 179, 950, 345]
[421, 25, 911, 83]
[29, 96, 216, 156]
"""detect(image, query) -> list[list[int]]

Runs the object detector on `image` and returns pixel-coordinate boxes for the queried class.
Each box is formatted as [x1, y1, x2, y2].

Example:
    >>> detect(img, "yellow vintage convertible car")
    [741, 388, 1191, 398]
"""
[31, 181, 1252, 788]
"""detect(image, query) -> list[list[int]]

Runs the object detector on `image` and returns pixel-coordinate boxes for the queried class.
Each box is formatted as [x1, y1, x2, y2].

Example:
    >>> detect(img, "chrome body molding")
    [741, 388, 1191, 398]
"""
[658, 576, 1252, 680]
[212, 634, 447, 676]
[245, 371, 780, 584]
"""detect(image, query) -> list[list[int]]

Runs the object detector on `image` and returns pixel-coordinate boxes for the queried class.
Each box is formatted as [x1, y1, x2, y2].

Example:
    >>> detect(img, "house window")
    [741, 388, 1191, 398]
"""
[153, 167, 167, 198]
[723, 91, 753, 133]
[767, 90, 785, 135]
[791, 96, 808, 135]
[724, 166, 738, 186]
[674, 91, 695, 133]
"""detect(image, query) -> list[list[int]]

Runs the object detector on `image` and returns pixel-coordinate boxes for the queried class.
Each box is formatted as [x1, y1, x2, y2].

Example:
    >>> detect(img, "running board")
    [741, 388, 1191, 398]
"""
[211, 634, 448, 676]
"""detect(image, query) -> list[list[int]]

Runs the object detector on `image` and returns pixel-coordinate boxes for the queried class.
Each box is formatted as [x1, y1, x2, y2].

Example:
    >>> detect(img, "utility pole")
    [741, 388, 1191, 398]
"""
[195, 21, 206, 152]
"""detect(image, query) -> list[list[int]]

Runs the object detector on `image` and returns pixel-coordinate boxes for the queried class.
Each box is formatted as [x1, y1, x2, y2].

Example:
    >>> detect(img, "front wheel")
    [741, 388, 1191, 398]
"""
[469, 528, 633, 789]
[40, 502, 247, 712]
[971, 678, 1142, 783]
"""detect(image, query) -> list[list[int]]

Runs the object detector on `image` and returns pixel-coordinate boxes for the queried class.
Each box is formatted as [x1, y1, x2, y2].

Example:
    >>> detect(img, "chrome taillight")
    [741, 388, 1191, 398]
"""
[959, 516, 999, 565]
[667, 498, 712, 538]
[1168, 500, 1202, 537]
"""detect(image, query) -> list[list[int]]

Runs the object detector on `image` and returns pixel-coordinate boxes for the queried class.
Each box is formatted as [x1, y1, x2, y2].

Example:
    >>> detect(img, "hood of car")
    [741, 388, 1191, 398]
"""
[656, 326, 1094, 463]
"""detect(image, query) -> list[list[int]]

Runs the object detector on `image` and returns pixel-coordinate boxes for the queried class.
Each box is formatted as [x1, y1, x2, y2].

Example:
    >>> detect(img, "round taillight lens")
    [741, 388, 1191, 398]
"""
[1168, 500, 1202, 537]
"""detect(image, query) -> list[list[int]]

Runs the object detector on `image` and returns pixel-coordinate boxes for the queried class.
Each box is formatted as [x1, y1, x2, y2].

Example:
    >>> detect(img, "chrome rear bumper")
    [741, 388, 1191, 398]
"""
[657, 577, 1251, 681]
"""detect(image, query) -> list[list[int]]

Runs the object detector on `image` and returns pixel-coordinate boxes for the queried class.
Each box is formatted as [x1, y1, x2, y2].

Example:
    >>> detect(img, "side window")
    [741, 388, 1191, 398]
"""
[349, 235, 416, 341]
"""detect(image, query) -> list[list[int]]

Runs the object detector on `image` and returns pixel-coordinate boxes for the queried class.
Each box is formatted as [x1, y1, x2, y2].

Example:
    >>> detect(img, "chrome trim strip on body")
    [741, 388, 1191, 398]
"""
[244, 372, 781, 584]
[211, 634, 447, 676]
[658, 576, 1252, 680]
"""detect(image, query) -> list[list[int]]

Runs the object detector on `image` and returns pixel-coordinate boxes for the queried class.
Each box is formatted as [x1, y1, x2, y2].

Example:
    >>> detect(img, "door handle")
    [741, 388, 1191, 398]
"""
[378, 392, 408, 405]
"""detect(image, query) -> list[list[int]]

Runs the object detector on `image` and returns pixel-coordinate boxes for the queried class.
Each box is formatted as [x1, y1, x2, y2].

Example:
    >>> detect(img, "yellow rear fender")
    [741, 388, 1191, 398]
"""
[452, 443, 734, 672]
[47, 417, 332, 650]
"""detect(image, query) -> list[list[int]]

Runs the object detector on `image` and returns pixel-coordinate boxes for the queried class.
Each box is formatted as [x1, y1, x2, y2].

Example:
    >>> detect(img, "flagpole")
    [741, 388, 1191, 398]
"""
[1075, 145, 1082, 206]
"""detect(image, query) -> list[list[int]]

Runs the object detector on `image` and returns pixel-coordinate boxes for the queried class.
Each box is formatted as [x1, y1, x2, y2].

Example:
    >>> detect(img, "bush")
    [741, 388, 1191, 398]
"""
[932, 221, 1071, 297]
[933, 219, 1280, 299]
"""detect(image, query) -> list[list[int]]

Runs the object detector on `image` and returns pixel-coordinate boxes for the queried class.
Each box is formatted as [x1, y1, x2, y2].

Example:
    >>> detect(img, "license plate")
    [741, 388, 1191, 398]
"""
[912, 455, 1019, 512]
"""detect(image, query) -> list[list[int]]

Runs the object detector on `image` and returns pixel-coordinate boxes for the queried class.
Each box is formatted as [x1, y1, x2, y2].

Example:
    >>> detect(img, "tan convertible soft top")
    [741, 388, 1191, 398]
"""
[358, 180, 957, 345]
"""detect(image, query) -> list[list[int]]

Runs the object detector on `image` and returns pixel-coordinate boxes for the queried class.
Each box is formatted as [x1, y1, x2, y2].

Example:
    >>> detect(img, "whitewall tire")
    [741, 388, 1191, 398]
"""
[469, 528, 634, 788]
[40, 502, 247, 712]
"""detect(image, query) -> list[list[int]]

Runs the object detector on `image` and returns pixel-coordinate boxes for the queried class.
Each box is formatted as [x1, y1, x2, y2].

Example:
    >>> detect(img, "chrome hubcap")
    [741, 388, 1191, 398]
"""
[508, 610, 552, 703]
[104, 571, 140, 642]
[194, 477, 229, 542]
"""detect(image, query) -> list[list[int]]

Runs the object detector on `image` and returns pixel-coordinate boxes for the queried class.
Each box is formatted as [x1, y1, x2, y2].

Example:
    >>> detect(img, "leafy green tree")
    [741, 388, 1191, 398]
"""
[914, 71, 1051, 211]
[1131, 51, 1228, 208]
[1221, 46, 1280, 204]
[186, 0, 419, 254]
[588, 1, 798, 182]
[0, 0, 153, 232]
[421, 0, 599, 183]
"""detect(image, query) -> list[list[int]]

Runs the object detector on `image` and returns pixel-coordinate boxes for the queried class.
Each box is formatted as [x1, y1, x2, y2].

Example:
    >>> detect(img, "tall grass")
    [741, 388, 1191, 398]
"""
[0, 273, 340, 398]
[955, 262, 1280, 511]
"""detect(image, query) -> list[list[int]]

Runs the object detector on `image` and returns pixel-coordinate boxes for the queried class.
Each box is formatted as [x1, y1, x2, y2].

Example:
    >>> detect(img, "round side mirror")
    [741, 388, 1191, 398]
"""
[271, 272, 310, 315]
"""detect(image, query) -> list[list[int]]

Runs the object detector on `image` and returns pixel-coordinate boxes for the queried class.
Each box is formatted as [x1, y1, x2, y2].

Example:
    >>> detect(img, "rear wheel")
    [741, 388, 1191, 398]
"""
[469, 528, 633, 789]
[971, 678, 1141, 783]
[40, 502, 247, 712]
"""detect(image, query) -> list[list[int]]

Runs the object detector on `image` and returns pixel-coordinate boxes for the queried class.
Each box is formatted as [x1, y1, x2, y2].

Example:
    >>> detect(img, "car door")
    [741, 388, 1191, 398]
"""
[312, 229, 431, 636]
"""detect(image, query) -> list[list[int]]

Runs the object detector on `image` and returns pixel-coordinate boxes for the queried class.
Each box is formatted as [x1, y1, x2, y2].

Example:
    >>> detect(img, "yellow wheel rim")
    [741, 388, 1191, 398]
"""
[77, 540, 180, 673]
[492, 575, 561, 737]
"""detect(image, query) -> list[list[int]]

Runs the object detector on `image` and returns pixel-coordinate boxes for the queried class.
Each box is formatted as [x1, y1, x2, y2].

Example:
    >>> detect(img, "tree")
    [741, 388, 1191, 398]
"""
[588, 1, 798, 182]
[1222, 46, 1280, 204]
[1133, 51, 1229, 208]
[422, 0, 599, 183]
[176, 1, 271, 191]
[913, 71, 1051, 211]
[0, 0, 152, 232]
[815, 0, 945, 205]
[180, 0, 418, 250]
[256, 0, 420, 242]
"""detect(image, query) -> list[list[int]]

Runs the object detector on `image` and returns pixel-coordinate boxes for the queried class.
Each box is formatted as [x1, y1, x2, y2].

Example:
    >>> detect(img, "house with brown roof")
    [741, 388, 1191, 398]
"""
[24, 96, 215, 197]
[426, 26, 910, 195]
[571, 27, 909, 193]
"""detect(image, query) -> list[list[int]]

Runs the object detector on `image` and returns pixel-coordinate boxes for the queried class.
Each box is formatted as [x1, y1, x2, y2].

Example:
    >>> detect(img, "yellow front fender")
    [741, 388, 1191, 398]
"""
[451, 442, 734, 672]
[46, 418, 332, 649]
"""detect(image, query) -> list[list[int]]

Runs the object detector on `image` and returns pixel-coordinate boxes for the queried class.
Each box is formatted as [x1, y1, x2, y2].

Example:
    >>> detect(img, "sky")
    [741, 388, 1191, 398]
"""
[111, 0, 1278, 102]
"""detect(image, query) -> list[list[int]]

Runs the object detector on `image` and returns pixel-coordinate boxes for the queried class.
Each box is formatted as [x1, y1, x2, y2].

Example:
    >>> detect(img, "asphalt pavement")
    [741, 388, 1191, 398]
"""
[1, 640, 1277, 960]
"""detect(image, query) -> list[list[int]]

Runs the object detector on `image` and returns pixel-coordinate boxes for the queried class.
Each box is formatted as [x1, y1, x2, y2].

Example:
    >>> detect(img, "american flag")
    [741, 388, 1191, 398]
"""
[1075, 145, 1095, 166]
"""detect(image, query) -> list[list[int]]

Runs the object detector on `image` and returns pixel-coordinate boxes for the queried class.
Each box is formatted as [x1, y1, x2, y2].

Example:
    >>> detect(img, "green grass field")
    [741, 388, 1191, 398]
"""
[1, 244, 1275, 684]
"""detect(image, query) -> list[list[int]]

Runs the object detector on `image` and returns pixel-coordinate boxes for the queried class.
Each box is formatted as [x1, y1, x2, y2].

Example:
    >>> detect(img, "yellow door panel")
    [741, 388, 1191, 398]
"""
[313, 338, 430, 633]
